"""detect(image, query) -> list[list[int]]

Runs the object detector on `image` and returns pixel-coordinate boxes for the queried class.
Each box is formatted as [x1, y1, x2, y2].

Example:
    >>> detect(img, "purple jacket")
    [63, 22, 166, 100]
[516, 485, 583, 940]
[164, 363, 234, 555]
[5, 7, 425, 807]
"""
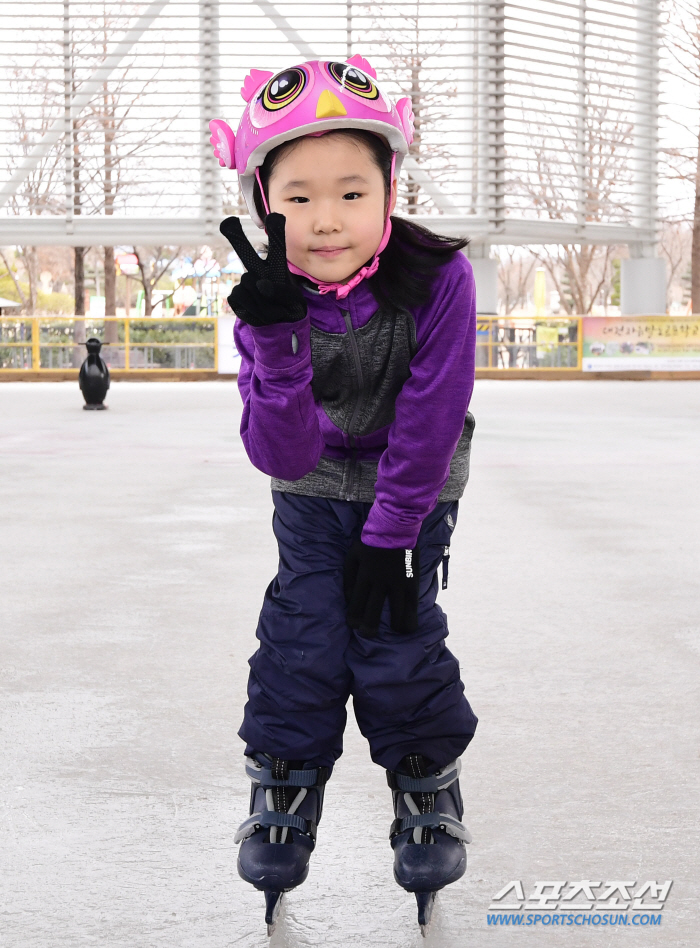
[234, 250, 476, 548]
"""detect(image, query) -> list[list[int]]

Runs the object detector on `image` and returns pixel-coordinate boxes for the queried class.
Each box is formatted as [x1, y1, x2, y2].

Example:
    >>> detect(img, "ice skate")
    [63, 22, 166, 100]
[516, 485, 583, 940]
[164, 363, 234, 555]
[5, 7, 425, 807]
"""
[387, 754, 471, 935]
[235, 754, 329, 935]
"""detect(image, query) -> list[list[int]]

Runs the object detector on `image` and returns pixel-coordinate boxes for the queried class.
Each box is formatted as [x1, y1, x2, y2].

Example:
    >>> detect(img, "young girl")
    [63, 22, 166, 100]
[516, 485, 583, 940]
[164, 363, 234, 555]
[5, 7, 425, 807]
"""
[210, 56, 478, 934]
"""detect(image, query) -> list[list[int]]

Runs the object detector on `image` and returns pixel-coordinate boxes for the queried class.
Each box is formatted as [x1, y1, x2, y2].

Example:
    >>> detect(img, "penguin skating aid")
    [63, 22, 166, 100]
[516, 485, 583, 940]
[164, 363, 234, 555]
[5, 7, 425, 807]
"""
[79, 337, 110, 410]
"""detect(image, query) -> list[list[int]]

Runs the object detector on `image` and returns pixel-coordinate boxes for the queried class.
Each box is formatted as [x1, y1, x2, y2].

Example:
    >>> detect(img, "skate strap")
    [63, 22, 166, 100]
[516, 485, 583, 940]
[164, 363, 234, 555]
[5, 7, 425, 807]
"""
[234, 810, 316, 844]
[390, 811, 472, 843]
[260, 811, 310, 831]
[245, 761, 328, 788]
[386, 759, 461, 794]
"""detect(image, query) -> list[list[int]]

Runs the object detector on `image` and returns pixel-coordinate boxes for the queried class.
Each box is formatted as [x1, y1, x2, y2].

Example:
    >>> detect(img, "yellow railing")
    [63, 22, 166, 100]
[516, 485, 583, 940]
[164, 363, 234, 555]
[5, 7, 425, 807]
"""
[0, 313, 598, 375]
[475, 317, 583, 370]
[0, 316, 218, 373]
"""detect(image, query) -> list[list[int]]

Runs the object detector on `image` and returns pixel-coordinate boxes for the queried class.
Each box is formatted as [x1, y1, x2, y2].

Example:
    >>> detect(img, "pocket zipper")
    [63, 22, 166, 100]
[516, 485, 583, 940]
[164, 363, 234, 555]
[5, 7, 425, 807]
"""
[441, 546, 450, 590]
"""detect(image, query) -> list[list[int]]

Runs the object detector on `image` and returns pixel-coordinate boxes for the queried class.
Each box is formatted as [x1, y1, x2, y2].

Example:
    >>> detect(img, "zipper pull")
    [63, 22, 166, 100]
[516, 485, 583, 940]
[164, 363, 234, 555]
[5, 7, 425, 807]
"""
[441, 546, 450, 590]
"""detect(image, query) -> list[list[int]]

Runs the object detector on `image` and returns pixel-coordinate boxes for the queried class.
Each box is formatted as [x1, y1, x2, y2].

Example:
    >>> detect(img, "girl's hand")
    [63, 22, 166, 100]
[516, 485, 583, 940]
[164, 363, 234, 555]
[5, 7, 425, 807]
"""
[219, 213, 307, 327]
[343, 541, 421, 637]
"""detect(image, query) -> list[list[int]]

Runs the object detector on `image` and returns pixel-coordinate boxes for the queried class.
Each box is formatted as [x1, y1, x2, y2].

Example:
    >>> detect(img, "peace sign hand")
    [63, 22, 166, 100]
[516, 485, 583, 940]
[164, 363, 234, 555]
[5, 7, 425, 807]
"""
[220, 213, 307, 327]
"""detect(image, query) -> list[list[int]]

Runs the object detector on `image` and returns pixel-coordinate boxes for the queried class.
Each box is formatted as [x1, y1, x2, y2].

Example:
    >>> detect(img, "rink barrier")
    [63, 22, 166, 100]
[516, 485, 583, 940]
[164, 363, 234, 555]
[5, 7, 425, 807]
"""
[475, 317, 582, 372]
[0, 317, 218, 376]
[2, 316, 700, 380]
[0, 314, 581, 378]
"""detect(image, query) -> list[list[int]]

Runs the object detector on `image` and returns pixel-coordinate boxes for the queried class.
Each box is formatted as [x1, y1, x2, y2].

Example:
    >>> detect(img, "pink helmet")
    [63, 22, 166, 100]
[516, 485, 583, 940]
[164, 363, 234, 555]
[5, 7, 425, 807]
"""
[209, 56, 414, 228]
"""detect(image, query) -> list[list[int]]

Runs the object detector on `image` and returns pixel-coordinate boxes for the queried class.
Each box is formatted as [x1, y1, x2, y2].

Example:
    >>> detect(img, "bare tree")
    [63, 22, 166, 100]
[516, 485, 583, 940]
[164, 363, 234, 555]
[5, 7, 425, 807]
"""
[663, 0, 700, 310]
[659, 221, 692, 311]
[533, 244, 617, 316]
[71, 89, 91, 317]
[0, 244, 74, 313]
[0, 248, 31, 313]
[510, 85, 634, 313]
[62, 10, 174, 337]
[3, 7, 179, 323]
[497, 247, 537, 315]
[132, 247, 181, 316]
[222, 180, 248, 217]
[4, 66, 63, 314]
[360, 1, 459, 213]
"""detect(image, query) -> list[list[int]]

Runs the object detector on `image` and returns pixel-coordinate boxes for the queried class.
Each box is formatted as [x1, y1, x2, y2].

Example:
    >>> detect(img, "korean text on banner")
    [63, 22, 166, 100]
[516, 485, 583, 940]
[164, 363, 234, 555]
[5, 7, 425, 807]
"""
[582, 317, 700, 371]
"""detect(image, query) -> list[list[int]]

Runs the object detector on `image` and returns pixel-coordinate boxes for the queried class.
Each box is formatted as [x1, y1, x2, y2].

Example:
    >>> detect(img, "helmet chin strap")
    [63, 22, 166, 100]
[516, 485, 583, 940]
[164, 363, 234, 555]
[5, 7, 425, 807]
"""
[254, 152, 396, 301]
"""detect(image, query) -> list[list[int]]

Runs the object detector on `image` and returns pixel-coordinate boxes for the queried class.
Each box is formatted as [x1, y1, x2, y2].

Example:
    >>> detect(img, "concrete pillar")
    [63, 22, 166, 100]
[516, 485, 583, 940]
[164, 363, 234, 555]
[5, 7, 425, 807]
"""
[216, 315, 240, 374]
[467, 248, 499, 314]
[620, 258, 665, 315]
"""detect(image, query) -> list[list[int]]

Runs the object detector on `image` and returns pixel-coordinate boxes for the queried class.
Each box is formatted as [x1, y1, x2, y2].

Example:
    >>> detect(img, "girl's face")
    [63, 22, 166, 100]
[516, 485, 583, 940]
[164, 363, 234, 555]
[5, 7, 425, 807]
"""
[267, 134, 397, 284]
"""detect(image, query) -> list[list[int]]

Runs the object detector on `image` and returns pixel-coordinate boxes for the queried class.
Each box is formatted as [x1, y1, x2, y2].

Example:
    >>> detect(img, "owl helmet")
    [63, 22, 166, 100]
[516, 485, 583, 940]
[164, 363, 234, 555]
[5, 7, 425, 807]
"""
[209, 56, 414, 228]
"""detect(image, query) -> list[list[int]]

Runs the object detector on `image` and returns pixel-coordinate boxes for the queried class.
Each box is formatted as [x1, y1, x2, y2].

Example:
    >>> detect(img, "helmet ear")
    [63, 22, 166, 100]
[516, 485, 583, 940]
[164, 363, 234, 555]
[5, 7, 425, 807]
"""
[345, 54, 377, 79]
[241, 68, 274, 103]
[396, 97, 415, 145]
[209, 119, 236, 169]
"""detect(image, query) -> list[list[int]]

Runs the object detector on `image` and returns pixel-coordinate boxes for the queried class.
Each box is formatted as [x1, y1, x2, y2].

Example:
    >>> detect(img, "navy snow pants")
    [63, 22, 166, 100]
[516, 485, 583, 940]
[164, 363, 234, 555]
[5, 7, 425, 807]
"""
[239, 491, 478, 772]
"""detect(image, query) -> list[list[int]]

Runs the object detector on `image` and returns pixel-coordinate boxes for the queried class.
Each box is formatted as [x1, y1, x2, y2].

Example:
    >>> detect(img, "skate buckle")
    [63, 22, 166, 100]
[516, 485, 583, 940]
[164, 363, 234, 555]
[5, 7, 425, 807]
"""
[390, 811, 472, 843]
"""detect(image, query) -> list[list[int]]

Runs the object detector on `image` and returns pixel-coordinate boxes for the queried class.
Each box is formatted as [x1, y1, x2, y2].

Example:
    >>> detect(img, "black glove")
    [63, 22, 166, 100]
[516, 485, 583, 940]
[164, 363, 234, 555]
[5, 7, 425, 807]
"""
[343, 540, 421, 637]
[219, 213, 307, 327]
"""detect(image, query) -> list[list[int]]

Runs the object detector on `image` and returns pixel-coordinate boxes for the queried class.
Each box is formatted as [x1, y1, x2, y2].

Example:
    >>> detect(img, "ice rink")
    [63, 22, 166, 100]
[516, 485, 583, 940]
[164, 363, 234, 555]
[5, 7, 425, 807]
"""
[1, 379, 699, 948]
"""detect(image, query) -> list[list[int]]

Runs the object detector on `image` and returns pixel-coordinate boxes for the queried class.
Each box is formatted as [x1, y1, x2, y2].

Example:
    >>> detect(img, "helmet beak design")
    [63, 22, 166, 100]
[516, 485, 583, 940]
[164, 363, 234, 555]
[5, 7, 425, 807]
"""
[315, 90, 347, 119]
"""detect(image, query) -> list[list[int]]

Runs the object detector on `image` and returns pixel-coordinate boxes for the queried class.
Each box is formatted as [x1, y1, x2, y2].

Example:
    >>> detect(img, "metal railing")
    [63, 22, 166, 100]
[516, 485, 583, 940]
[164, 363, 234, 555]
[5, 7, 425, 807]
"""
[4, 315, 700, 376]
[1, 314, 586, 375]
[0, 317, 217, 372]
[476, 317, 582, 370]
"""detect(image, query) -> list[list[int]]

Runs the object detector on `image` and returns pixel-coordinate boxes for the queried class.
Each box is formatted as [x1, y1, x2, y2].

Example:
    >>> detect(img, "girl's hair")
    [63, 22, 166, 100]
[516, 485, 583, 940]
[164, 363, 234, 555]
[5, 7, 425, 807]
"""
[253, 129, 470, 311]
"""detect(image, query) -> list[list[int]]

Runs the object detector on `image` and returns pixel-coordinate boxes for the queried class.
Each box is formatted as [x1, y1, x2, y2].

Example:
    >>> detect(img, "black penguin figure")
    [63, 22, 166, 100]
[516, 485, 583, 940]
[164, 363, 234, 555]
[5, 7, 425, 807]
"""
[79, 337, 110, 410]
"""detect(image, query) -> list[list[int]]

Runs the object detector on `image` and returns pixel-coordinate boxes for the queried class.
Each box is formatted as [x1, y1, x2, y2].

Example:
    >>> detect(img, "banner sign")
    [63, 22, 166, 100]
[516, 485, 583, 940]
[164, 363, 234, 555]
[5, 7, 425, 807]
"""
[583, 317, 700, 371]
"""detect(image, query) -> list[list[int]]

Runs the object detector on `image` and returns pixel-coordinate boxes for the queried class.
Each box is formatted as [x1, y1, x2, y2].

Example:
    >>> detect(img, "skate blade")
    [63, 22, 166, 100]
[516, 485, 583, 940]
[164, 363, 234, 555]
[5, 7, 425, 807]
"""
[416, 891, 437, 936]
[264, 890, 284, 936]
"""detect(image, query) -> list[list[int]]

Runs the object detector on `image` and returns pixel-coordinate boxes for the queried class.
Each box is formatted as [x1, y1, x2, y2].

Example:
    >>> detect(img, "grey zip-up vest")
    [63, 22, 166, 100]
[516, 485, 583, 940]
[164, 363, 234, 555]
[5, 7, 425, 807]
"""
[271, 303, 474, 503]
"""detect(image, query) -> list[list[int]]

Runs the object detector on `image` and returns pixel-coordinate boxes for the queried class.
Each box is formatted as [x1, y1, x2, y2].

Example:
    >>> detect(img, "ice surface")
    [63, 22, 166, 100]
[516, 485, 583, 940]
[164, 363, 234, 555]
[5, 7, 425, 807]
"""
[1, 380, 699, 947]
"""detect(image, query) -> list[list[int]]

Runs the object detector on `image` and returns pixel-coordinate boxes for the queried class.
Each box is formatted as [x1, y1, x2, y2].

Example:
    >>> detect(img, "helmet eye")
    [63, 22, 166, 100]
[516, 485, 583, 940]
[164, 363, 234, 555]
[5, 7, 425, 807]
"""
[261, 67, 308, 111]
[326, 62, 379, 100]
